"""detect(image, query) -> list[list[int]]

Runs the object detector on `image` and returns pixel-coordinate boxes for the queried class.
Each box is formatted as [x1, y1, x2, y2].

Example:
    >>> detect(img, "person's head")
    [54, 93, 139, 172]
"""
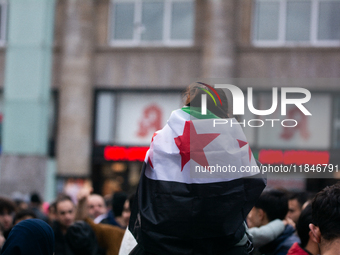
[66, 221, 99, 255]
[247, 189, 288, 228]
[13, 209, 36, 225]
[287, 191, 308, 224]
[112, 192, 127, 217]
[30, 193, 42, 207]
[87, 194, 107, 219]
[0, 219, 54, 255]
[55, 195, 75, 230]
[0, 197, 16, 231]
[121, 194, 134, 228]
[183, 82, 229, 118]
[296, 204, 312, 248]
[310, 184, 340, 248]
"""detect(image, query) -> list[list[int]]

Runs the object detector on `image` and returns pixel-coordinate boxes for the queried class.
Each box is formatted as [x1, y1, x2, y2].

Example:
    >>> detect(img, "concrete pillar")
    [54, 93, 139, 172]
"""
[57, 0, 94, 177]
[202, 0, 236, 78]
[0, 0, 55, 198]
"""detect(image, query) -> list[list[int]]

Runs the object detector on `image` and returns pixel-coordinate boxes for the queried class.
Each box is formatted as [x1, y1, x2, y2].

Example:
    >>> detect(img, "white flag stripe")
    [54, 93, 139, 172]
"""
[145, 109, 259, 184]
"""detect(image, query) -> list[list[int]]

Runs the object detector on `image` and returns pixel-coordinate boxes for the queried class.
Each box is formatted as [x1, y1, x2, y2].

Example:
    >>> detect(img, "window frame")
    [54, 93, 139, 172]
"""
[252, 0, 340, 47]
[108, 0, 195, 47]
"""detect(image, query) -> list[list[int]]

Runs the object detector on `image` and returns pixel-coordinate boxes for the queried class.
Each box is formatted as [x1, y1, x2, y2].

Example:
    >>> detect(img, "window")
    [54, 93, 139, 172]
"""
[0, 0, 7, 45]
[333, 97, 340, 148]
[253, 0, 340, 46]
[94, 90, 182, 145]
[109, 0, 195, 46]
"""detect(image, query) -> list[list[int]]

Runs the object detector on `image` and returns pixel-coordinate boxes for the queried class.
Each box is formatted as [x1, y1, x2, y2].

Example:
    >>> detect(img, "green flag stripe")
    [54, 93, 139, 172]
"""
[181, 107, 220, 119]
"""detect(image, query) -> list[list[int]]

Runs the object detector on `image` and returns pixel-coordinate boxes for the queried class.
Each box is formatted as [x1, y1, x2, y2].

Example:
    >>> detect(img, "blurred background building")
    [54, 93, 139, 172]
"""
[0, 0, 339, 201]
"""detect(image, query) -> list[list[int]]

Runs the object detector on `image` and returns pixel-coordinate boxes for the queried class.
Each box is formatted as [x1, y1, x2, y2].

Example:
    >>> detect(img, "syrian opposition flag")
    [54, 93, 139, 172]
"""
[123, 107, 266, 255]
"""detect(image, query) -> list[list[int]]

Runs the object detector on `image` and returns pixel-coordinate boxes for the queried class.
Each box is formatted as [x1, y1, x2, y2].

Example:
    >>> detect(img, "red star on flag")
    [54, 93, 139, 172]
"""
[174, 121, 220, 171]
[237, 139, 252, 162]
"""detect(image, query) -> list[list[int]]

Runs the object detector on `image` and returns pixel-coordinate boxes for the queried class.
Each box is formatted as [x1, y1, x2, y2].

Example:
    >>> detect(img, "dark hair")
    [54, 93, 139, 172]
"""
[255, 190, 288, 221]
[288, 191, 308, 209]
[112, 192, 127, 217]
[13, 209, 37, 224]
[66, 221, 98, 255]
[55, 194, 74, 212]
[312, 183, 340, 241]
[183, 82, 229, 118]
[296, 203, 312, 248]
[30, 193, 42, 204]
[0, 197, 16, 214]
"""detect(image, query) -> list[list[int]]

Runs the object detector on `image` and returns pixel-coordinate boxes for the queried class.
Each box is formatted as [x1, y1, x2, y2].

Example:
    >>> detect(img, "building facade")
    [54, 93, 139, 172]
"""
[0, 0, 339, 199]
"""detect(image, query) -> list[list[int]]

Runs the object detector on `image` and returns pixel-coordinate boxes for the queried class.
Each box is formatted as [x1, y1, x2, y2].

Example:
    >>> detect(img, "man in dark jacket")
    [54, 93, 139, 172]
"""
[53, 195, 76, 255]
[100, 192, 127, 228]
[247, 190, 300, 255]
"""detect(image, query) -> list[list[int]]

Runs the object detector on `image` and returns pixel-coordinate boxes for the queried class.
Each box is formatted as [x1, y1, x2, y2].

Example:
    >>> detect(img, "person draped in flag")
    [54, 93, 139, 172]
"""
[121, 83, 266, 255]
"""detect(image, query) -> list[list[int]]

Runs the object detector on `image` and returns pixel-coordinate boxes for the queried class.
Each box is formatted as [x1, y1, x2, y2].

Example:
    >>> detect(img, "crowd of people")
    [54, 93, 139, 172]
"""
[0, 184, 339, 254]
[0, 189, 132, 255]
